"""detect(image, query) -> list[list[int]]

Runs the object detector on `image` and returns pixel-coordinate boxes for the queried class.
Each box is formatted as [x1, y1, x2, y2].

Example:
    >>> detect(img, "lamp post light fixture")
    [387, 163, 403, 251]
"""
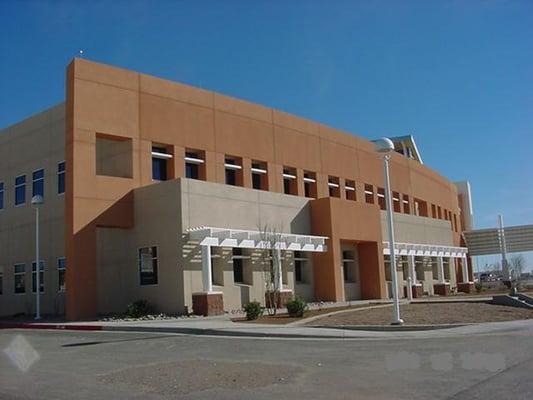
[374, 138, 404, 325]
[31, 195, 44, 320]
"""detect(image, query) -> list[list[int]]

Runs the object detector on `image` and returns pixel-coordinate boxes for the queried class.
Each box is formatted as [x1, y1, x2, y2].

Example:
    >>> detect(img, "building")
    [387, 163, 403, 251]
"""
[0, 59, 474, 320]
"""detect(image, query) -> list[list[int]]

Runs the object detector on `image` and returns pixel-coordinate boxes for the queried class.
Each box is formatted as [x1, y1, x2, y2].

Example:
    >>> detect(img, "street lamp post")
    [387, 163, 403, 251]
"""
[374, 138, 404, 325]
[31, 195, 44, 320]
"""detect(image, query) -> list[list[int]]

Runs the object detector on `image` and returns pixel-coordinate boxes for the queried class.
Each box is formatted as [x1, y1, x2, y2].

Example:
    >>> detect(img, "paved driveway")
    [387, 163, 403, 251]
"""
[1, 326, 532, 399]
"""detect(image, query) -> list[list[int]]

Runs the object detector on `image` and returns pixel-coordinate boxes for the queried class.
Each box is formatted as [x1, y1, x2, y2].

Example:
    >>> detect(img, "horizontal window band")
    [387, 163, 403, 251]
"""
[251, 168, 267, 174]
[345, 186, 355, 191]
[303, 177, 316, 183]
[224, 163, 242, 170]
[151, 151, 173, 160]
[328, 182, 339, 188]
[184, 157, 204, 164]
[283, 174, 296, 179]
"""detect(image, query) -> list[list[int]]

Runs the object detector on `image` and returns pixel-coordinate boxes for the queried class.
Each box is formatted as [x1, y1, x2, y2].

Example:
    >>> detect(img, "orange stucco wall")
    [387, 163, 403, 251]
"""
[65, 58, 463, 319]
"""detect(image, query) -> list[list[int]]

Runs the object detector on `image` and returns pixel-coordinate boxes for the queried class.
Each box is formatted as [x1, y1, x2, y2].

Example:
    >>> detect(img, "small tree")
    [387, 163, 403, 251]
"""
[509, 254, 525, 293]
[257, 224, 284, 316]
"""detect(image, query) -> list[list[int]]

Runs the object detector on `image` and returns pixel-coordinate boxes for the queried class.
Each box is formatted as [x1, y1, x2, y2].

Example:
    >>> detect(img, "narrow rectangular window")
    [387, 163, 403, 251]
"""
[184, 150, 204, 180]
[402, 194, 410, 214]
[251, 161, 268, 190]
[32, 169, 44, 198]
[345, 180, 356, 201]
[232, 248, 244, 284]
[303, 171, 317, 198]
[57, 258, 66, 292]
[392, 191, 401, 212]
[294, 251, 307, 283]
[15, 175, 26, 205]
[283, 167, 297, 195]
[377, 188, 386, 210]
[32, 261, 44, 293]
[328, 176, 340, 198]
[152, 146, 172, 181]
[0, 181, 4, 210]
[14, 264, 25, 294]
[224, 156, 243, 186]
[139, 246, 158, 285]
[431, 204, 437, 218]
[57, 162, 65, 194]
[0, 268, 3, 295]
[342, 250, 355, 282]
[364, 184, 374, 204]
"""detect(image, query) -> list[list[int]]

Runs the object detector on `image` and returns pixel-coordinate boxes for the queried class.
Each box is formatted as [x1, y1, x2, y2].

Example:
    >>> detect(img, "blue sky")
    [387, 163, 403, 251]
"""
[1, 1, 532, 269]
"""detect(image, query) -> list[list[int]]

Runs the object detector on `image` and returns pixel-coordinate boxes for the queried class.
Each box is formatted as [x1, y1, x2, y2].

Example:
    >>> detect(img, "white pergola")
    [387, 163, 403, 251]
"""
[382, 241, 470, 285]
[187, 226, 328, 293]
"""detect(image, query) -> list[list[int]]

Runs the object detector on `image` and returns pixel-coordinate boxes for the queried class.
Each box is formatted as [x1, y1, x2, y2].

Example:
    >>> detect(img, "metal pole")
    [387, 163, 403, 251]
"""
[498, 214, 510, 281]
[35, 206, 41, 320]
[383, 155, 403, 325]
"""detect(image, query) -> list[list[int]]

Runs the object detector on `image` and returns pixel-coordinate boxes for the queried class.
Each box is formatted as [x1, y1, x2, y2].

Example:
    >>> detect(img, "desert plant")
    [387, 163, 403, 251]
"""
[243, 301, 263, 320]
[286, 297, 307, 317]
[126, 299, 152, 318]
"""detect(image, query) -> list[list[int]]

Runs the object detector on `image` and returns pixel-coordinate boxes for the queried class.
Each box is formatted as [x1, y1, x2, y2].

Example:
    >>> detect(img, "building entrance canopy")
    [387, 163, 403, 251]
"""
[187, 226, 328, 252]
[382, 241, 468, 258]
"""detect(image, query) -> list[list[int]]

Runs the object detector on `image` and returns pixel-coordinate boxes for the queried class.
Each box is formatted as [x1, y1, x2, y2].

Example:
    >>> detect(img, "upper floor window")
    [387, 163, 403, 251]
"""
[0, 181, 4, 210]
[283, 167, 297, 195]
[15, 175, 26, 205]
[377, 188, 386, 210]
[392, 191, 401, 212]
[184, 150, 205, 180]
[32, 169, 44, 198]
[57, 162, 65, 194]
[402, 194, 410, 214]
[224, 156, 243, 186]
[328, 176, 340, 198]
[152, 146, 173, 181]
[251, 161, 268, 190]
[303, 171, 317, 198]
[139, 246, 158, 285]
[364, 184, 374, 204]
[345, 180, 356, 201]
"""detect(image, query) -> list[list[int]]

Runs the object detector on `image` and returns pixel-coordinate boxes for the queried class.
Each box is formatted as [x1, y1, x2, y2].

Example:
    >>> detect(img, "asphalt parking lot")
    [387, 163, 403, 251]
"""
[1, 327, 532, 400]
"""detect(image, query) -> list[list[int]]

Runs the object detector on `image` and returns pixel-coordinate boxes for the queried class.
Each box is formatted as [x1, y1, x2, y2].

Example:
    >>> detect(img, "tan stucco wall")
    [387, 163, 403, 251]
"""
[380, 211, 454, 246]
[0, 104, 65, 316]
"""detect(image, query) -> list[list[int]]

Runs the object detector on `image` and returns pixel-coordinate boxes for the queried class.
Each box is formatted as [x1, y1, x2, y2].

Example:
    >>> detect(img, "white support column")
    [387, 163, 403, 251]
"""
[437, 257, 445, 283]
[275, 247, 283, 291]
[408, 255, 417, 284]
[201, 245, 213, 293]
[462, 256, 469, 283]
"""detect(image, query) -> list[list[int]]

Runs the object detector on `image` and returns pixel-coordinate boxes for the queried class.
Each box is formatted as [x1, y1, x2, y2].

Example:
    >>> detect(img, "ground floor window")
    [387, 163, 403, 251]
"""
[139, 247, 158, 285]
[343, 250, 356, 282]
[14, 264, 25, 294]
[58, 258, 66, 291]
[32, 261, 45, 293]
[294, 251, 307, 283]
[232, 248, 244, 284]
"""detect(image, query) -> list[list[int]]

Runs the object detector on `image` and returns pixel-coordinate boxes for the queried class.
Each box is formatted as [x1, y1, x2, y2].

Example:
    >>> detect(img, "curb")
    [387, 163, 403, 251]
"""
[309, 323, 469, 332]
[0, 323, 103, 331]
[288, 303, 394, 326]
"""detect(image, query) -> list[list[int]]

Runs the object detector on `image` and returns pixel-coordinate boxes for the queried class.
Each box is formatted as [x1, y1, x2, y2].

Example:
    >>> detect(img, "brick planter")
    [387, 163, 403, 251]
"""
[265, 290, 293, 309]
[404, 284, 424, 298]
[192, 292, 224, 316]
[457, 282, 475, 294]
[433, 283, 451, 296]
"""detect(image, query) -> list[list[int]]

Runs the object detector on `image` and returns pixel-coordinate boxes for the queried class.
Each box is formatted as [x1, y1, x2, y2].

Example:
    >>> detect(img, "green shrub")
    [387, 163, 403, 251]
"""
[475, 282, 483, 293]
[126, 299, 152, 318]
[286, 297, 308, 318]
[243, 301, 263, 320]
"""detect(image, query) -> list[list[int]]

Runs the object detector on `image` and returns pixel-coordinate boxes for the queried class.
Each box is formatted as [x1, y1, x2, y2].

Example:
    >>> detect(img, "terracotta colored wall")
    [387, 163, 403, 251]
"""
[65, 58, 463, 319]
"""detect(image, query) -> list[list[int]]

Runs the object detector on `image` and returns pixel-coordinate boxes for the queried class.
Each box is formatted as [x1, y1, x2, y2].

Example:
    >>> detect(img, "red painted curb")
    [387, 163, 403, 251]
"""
[0, 323, 103, 331]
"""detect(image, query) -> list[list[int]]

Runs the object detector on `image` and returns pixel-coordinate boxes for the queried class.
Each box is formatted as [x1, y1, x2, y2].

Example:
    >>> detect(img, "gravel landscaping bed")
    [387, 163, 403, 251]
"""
[305, 301, 533, 326]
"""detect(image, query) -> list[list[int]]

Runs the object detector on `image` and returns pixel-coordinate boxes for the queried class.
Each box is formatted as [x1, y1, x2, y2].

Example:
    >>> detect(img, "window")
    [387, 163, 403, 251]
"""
[453, 214, 458, 232]
[414, 198, 428, 217]
[377, 188, 386, 210]
[152, 146, 173, 181]
[15, 175, 26, 205]
[437, 206, 442, 219]
[57, 162, 65, 194]
[345, 180, 356, 201]
[392, 192, 401, 212]
[224, 156, 243, 186]
[0, 181, 4, 210]
[402, 194, 410, 214]
[32, 261, 44, 293]
[328, 176, 340, 197]
[232, 248, 244, 284]
[342, 250, 356, 282]
[32, 169, 44, 197]
[184, 150, 205, 180]
[0, 268, 3, 295]
[303, 171, 317, 198]
[364, 184, 374, 204]
[251, 161, 268, 190]
[283, 167, 297, 195]
[294, 251, 307, 283]
[14, 264, 25, 294]
[95, 133, 133, 178]
[139, 247, 158, 285]
[58, 258, 66, 292]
